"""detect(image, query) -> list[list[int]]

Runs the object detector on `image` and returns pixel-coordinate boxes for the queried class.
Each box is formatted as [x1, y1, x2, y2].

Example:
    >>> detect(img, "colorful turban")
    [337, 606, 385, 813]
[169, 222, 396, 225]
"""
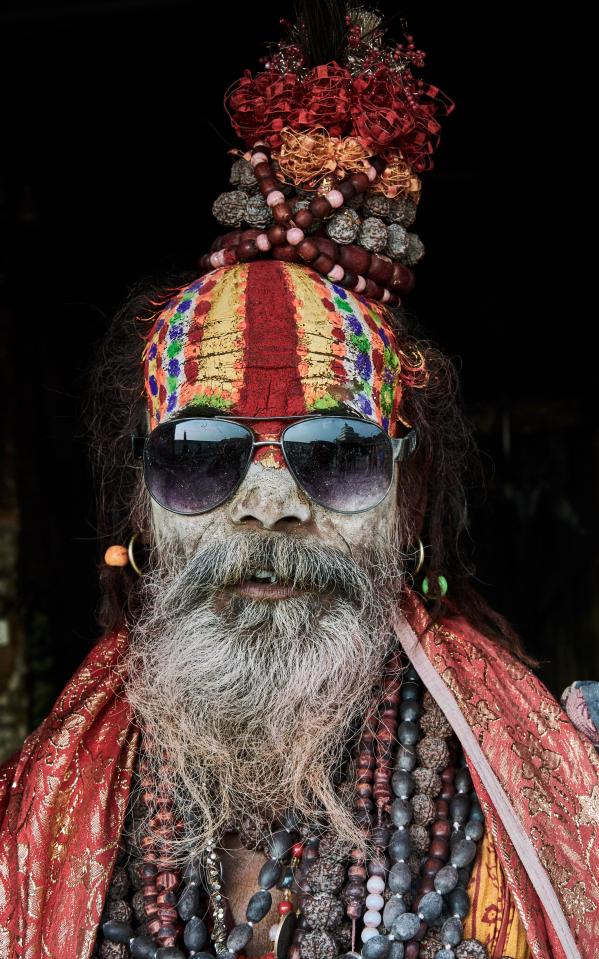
[142, 261, 427, 434]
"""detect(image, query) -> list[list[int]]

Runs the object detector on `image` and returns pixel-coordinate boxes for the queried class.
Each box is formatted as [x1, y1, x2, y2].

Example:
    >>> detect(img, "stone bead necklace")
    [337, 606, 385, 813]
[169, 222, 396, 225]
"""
[98, 652, 515, 959]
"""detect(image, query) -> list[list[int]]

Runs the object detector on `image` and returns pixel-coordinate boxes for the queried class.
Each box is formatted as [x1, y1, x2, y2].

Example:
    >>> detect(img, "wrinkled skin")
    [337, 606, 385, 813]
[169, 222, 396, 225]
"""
[149, 414, 400, 556]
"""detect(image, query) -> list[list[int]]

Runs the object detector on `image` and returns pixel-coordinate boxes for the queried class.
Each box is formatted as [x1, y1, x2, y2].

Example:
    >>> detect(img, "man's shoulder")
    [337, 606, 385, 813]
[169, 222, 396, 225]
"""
[0, 626, 133, 816]
[423, 603, 599, 750]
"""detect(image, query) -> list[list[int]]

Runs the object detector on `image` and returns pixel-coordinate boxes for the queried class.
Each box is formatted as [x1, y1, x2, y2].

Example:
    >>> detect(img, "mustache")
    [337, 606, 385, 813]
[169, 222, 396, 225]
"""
[150, 531, 389, 613]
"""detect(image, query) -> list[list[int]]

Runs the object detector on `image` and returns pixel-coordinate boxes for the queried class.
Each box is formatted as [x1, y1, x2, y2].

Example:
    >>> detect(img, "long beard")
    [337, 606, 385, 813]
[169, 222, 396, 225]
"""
[124, 529, 407, 863]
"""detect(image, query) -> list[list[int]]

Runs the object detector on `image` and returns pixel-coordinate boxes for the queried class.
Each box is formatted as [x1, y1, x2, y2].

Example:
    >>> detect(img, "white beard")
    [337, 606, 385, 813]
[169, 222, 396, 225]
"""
[124, 530, 406, 863]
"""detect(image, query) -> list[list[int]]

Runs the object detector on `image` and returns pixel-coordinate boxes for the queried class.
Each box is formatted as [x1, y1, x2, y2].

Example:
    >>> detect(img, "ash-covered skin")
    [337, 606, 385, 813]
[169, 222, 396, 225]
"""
[148, 410, 400, 557]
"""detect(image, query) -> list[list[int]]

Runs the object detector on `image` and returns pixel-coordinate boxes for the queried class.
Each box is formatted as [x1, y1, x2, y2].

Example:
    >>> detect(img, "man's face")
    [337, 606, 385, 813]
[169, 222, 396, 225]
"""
[149, 408, 401, 585]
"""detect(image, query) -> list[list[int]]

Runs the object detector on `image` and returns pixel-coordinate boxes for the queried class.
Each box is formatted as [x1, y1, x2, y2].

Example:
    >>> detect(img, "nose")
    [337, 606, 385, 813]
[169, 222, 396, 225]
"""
[228, 461, 312, 530]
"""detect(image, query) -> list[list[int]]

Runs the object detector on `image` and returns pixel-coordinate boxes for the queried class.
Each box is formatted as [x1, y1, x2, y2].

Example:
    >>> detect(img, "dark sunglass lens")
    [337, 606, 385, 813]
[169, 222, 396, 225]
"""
[283, 417, 393, 512]
[144, 419, 252, 514]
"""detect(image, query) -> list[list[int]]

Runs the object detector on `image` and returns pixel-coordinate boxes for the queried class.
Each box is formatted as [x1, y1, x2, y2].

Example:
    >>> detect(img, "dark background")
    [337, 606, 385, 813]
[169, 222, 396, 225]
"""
[0, 0, 597, 751]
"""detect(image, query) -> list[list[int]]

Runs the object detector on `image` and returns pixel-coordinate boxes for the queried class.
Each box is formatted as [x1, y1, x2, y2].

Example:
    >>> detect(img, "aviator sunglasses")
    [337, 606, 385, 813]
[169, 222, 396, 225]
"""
[132, 414, 418, 515]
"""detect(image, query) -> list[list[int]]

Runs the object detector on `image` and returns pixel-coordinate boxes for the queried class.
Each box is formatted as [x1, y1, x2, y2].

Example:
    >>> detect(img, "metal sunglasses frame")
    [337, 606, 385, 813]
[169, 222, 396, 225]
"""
[131, 413, 418, 516]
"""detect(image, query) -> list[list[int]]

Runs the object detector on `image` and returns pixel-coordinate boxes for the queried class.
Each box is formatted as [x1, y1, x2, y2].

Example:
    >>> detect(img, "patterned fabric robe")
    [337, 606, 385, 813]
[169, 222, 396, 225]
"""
[0, 591, 597, 959]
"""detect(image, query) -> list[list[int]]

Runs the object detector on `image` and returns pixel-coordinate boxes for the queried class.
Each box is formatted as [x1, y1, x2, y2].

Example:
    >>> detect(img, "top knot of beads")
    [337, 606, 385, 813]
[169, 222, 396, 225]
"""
[199, 8, 454, 305]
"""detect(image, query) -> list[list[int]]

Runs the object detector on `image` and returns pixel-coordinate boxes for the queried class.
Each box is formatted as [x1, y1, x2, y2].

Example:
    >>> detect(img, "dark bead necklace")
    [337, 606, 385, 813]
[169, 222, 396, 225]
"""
[98, 653, 496, 959]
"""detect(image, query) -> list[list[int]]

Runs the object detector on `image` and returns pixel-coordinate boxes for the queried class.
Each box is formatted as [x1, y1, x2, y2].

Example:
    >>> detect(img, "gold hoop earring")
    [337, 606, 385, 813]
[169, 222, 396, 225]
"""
[127, 532, 143, 576]
[412, 536, 425, 575]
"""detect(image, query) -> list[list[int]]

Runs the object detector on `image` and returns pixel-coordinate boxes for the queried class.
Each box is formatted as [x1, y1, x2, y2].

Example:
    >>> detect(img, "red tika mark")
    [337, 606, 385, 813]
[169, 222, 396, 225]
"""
[236, 261, 306, 417]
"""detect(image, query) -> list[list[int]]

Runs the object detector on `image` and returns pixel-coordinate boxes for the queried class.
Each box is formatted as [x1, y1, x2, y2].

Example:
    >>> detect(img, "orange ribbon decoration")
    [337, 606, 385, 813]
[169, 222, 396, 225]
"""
[371, 156, 422, 202]
[231, 127, 422, 201]
[271, 127, 421, 201]
[272, 126, 371, 188]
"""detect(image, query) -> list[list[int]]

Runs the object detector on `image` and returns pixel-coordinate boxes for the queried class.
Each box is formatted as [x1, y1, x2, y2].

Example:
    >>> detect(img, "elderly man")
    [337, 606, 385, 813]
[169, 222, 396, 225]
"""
[1, 3, 598, 958]
[1, 259, 598, 959]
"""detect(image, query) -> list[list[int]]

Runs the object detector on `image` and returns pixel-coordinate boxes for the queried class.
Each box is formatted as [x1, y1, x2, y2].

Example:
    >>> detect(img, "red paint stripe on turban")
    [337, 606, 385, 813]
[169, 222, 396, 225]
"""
[236, 260, 306, 417]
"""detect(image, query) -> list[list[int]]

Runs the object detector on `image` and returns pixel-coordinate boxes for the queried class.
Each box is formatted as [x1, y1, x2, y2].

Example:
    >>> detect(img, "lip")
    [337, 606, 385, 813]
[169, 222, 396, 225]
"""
[232, 581, 302, 600]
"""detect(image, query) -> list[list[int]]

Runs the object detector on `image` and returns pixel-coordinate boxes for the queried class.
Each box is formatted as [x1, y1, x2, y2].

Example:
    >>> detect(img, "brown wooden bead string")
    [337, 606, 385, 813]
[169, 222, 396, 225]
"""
[197, 143, 412, 306]
[343, 697, 381, 953]
[139, 755, 183, 948]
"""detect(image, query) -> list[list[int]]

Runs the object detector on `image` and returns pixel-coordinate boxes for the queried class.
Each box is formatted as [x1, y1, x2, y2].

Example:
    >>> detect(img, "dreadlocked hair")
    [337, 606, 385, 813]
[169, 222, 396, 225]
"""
[84, 273, 539, 669]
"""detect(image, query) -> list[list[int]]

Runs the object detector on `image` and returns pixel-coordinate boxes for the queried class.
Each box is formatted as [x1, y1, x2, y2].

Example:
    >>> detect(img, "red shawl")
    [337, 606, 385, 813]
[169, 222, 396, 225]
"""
[1, 593, 598, 959]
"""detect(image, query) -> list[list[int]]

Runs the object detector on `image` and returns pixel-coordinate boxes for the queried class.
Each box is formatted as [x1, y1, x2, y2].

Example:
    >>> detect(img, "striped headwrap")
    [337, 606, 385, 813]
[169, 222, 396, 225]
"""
[142, 261, 427, 434]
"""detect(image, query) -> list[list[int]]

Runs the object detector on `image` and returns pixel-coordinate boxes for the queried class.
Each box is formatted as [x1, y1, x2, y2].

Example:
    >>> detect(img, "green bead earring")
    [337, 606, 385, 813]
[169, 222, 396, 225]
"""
[422, 574, 448, 598]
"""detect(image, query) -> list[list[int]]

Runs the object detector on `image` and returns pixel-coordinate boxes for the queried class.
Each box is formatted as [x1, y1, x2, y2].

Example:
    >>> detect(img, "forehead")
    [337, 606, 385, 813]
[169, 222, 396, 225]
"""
[143, 261, 403, 433]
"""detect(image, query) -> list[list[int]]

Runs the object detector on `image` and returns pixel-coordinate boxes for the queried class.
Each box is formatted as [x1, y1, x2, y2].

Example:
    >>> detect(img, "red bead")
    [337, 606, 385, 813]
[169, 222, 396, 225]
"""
[348, 864, 368, 880]
[297, 239, 319, 262]
[237, 240, 258, 261]
[271, 244, 298, 262]
[258, 175, 278, 193]
[341, 270, 358, 289]
[253, 162, 271, 179]
[346, 902, 363, 920]
[389, 262, 409, 291]
[291, 842, 304, 859]
[309, 195, 333, 219]
[440, 784, 456, 801]
[199, 254, 212, 271]
[338, 179, 356, 200]
[278, 900, 294, 916]
[339, 243, 371, 275]
[349, 172, 370, 195]
[371, 156, 386, 174]
[252, 143, 271, 159]
[404, 944, 420, 959]
[425, 855, 444, 874]
[367, 254, 394, 285]
[267, 225, 287, 246]
[429, 838, 449, 860]
[213, 231, 242, 250]
[293, 208, 314, 230]
[272, 202, 293, 225]
[313, 236, 338, 260]
[157, 871, 179, 890]
[223, 249, 237, 266]
[157, 889, 177, 907]
[431, 819, 451, 839]
[364, 278, 383, 300]
[435, 799, 449, 818]
[312, 253, 335, 275]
